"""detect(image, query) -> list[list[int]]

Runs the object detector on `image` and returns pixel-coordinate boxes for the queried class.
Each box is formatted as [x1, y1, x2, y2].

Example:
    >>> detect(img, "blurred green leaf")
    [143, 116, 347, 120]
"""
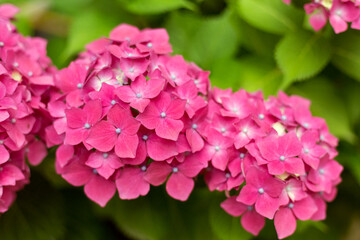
[166, 11, 238, 69]
[51, 0, 93, 14]
[211, 56, 282, 96]
[0, 173, 65, 240]
[62, 9, 118, 62]
[209, 194, 252, 240]
[288, 77, 355, 142]
[332, 31, 360, 82]
[97, 187, 169, 240]
[238, 20, 280, 58]
[237, 0, 303, 35]
[275, 30, 331, 88]
[121, 0, 195, 14]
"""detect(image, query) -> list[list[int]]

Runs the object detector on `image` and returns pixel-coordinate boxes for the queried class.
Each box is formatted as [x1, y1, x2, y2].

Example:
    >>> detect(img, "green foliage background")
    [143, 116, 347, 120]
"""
[0, 0, 360, 239]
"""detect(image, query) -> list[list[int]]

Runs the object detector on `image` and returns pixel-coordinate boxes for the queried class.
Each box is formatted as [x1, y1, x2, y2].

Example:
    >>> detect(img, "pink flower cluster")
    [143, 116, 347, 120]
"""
[285, 0, 360, 33]
[0, 4, 55, 213]
[208, 90, 343, 238]
[49, 24, 211, 206]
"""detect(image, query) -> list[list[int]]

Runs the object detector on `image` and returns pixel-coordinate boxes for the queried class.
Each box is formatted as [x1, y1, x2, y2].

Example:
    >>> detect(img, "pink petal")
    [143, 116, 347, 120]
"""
[166, 172, 194, 201]
[284, 157, 305, 175]
[62, 161, 92, 186]
[27, 140, 47, 166]
[220, 196, 247, 217]
[241, 210, 265, 236]
[147, 133, 178, 161]
[65, 108, 86, 128]
[292, 196, 318, 220]
[115, 134, 138, 158]
[156, 119, 184, 141]
[255, 193, 280, 219]
[144, 161, 172, 186]
[84, 175, 116, 207]
[85, 121, 117, 152]
[116, 167, 150, 199]
[274, 208, 297, 239]
[64, 128, 87, 145]
[0, 145, 9, 164]
[237, 185, 259, 205]
[329, 15, 348, 33]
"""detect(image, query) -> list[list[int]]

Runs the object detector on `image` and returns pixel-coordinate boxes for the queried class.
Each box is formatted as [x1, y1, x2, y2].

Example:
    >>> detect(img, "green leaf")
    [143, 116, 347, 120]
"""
[165, 11, 238, 69]
[62, 9, 119, 63]
[211, 56, 282, 97]
[238, 20, 280, 58]
[275, 30, 331, 88]
[332, 31, 360, 82]
[122, 0, 195, 14]
[237, 0, 303, 35]
[0, 172, 65, 240]
[96, 187, 170, 240]
[287, 77, 355, 142]
[209, 194, 252, 240]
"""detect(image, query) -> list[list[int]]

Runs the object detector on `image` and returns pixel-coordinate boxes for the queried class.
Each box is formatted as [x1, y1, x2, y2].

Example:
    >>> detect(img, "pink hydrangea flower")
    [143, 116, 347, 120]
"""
[202, 87, 342, 238]
[0, 4, 55, 213]
[51, 23, 211, 206]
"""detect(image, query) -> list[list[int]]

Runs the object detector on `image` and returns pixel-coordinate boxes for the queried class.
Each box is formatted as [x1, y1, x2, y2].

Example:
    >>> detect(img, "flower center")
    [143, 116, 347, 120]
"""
[303, 123, 309, 128]
[136, 93, 142, 98]
[77, 83, 83, 89]
[141, 165, 147, 171]
[0, 140, 3, 145]
[258, 188, 264, 194]
[11, 118, 16, 124]
[0, 42, 4, 47]
[225, 173, 231, 179]
[194, 80, 199, 85]
[13, 62, 19, 67]
[258, 114, 264, 120]
[281, 115, 287, 121]
[160, 112, 166, 118]
[172, 167, 178, 173]
[103, 153, 109, 158]
[280, 155, 285, 161]
[28, 71, 33, 77]
[288, 203, 294, 209]
[319, 168, 325, 175]
[192, 123, 198, 129]
[304, 148, 309, 154]
[221, 127, 226, 133]
[171, 74, 176, 80]
[129, 67, 134, 73]
[242, 128, 248, 133]
[142, 135, 148, 141]
[84, 123, 91, 129]
[116, 128, 121, 134]
[147, 42, 153, 48]
[240, 153, 245, 159]
[93, 169, 98, 174]
[247, 205, 253, 211]
[111, 100, 117, 105]
[215, 146, 220, 151]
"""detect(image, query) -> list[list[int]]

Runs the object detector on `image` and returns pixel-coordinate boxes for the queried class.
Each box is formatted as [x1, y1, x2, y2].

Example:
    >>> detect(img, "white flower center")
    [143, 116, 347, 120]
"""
[258, 188, 264, 194]
[160, 112, 166, 118]
[116, 128, 121, 134]
[84, 123, 90, 129]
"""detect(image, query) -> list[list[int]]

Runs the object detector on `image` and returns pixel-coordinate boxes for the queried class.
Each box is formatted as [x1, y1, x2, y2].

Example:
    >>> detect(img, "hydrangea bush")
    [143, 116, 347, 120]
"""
[1, 1, 359, 240]
[0, 4, 55, 213]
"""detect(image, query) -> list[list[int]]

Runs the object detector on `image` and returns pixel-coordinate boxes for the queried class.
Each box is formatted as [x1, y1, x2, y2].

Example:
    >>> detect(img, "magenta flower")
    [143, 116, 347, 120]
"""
[64, 100, 102, 146]
[237, 167, 284, 219]
[85, 151, 123, 179]
[221, 196, 265, 236]
[257, 131, 305, 175]
[274, 197, 318, 239]
[300, 130, 326, 169]
[219, 90, 251, 119]
[137, 92, 186, 141]
[86, 104, 140, 158]
[61, 159, 116, 207]
[115, 75, 165, 112]
[203, 129, 233, 171]
[144, 155, 206, 201]
[234, 117, 265, 149]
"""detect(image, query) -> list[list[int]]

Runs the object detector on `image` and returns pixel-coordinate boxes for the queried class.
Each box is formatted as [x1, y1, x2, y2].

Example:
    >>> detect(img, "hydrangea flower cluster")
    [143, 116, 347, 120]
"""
[284, 0, 360, 33]
[206, 89, 344, 238]
[49, 24, 211, 206]
[0, 4, 55, 213]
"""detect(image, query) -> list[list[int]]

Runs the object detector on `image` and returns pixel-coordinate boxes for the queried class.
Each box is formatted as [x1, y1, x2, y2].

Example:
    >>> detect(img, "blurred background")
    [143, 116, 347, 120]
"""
[0, 0, 360, 239]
